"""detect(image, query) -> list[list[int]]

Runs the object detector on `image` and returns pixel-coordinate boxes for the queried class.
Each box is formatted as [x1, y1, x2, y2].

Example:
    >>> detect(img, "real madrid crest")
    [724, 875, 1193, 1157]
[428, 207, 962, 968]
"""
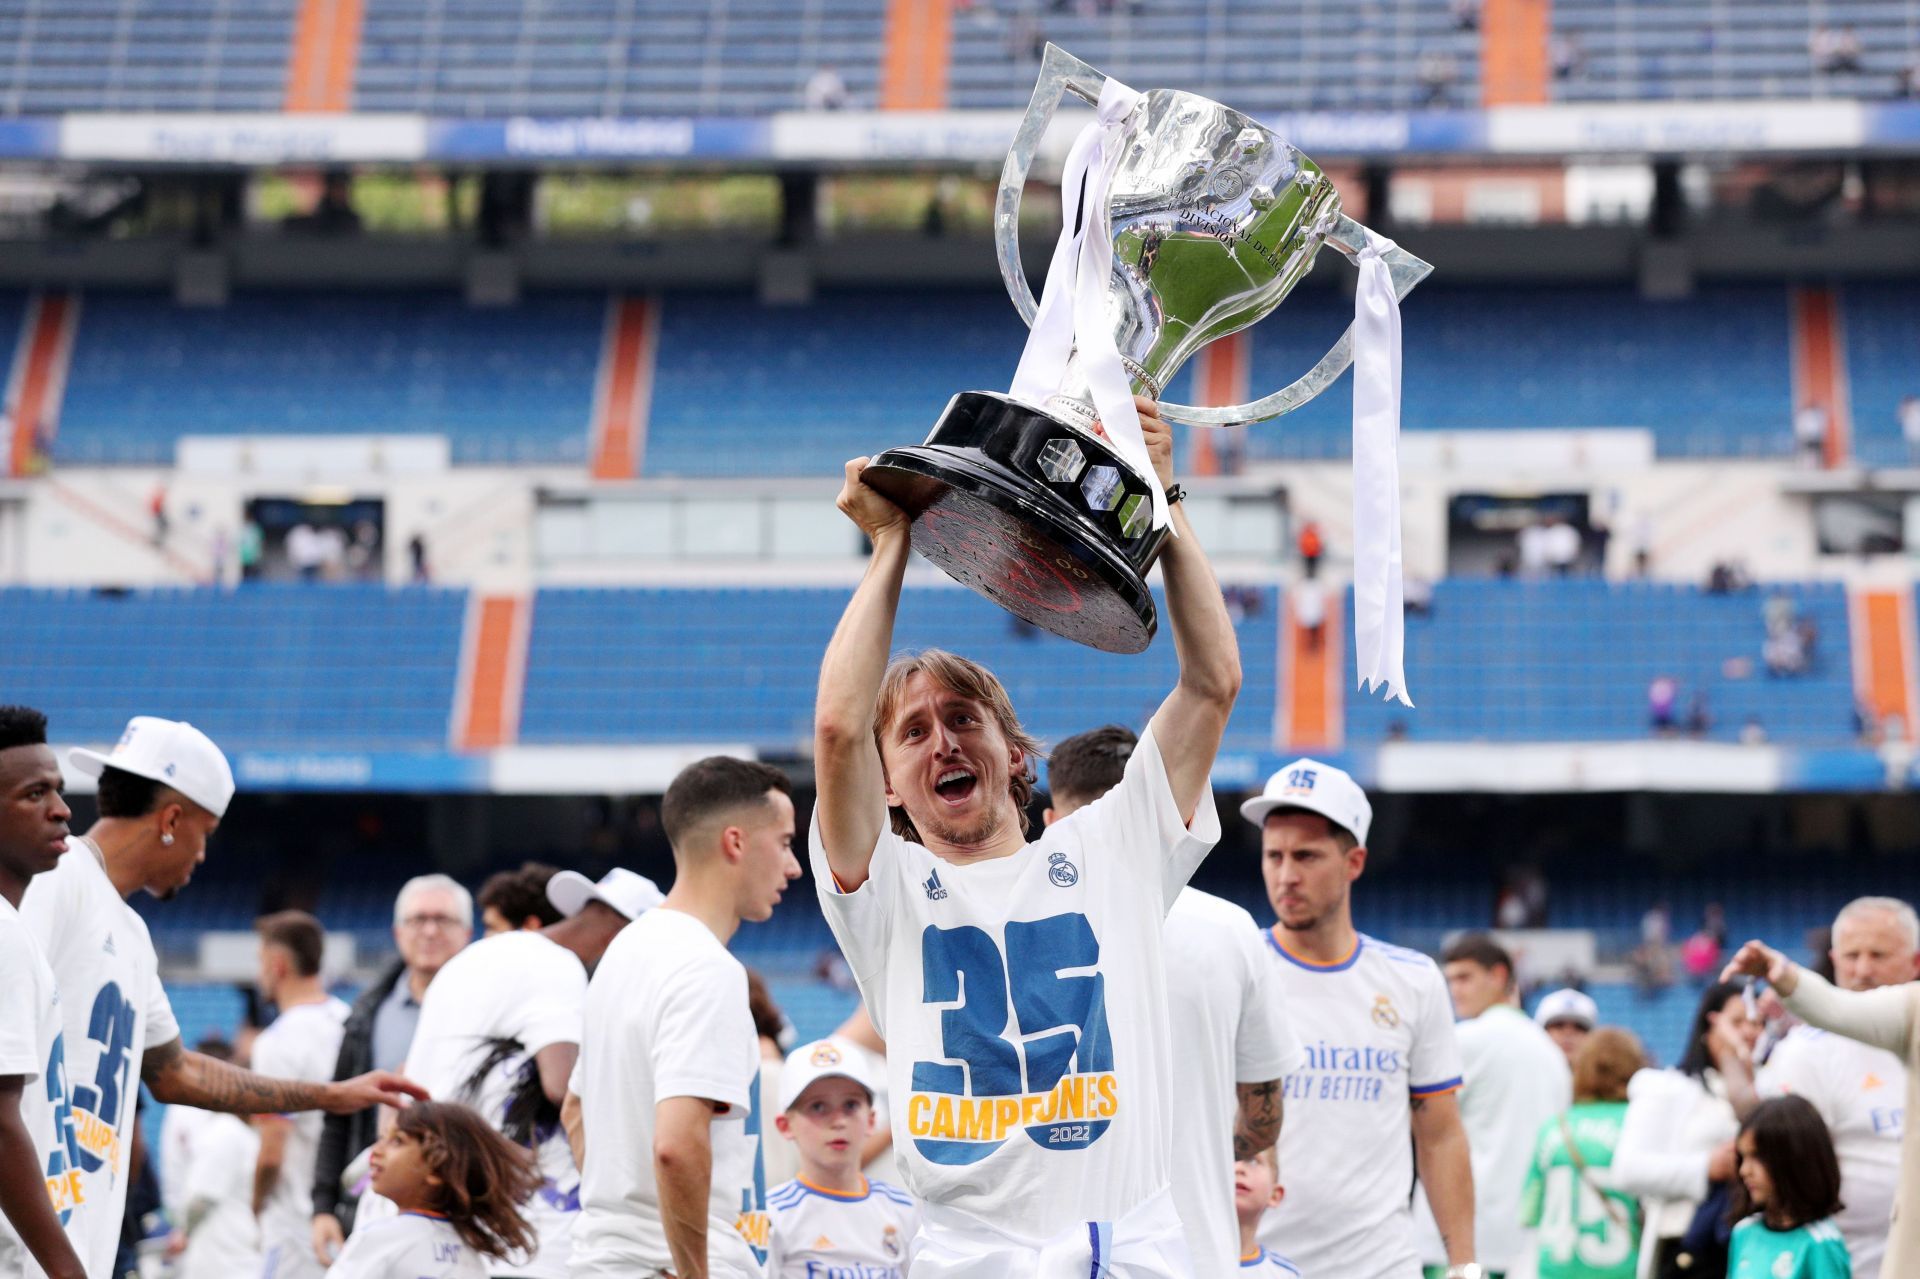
[1370, 994, 1400, 1029]
[1047, 850, 1079, 887]
[809, 1042, 842, 1067]
[882, 1224, 903, 1260]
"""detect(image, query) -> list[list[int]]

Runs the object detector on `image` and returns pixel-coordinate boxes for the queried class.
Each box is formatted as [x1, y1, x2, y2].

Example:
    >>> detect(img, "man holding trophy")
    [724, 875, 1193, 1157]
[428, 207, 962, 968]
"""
[811, 44, 1452, 1278]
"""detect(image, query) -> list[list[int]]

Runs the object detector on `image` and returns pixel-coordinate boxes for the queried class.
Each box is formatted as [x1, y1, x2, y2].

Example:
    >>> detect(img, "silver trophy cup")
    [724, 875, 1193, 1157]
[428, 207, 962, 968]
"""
[862, 45, 1432, 653]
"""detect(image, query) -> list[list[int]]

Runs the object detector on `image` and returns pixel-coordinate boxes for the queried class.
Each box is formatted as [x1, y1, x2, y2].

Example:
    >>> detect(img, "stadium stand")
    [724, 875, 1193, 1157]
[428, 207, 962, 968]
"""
[1551, 0, 1920, 103]
[0, 0, 300, 115]
[0, 584, 466, 749]
[1843, 280, 1920, 469]
[353, 0, 888, 116]
[1344, 578, 1857, 745]
[55, 291, 601, 465]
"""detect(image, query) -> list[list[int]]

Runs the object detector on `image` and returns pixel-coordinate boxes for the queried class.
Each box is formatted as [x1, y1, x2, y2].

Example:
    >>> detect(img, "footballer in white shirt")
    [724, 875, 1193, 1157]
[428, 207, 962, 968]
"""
[811, 406, 1241, 1277]
[0, 705, 88, 1279]
[766, 1039, 920, 1279]
[21, 716, 424, 1279]
[1043, 725, 1301, 1279]
[568, 756, 801, 1279]
[249, 911, 351, 1279]
[1240, 760, 1478, 1279]
[1756, 896, 1920, 1279]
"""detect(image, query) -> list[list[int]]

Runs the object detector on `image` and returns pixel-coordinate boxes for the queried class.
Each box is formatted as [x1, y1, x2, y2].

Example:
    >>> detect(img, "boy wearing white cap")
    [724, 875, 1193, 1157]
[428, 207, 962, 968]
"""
[398, 865, 662, 1277]
[1241, 759, 1479, 1279]
[21, 716, 424, 1279]
[1533, 989, 1599, 1068]
[766, 1039, 919, 1278]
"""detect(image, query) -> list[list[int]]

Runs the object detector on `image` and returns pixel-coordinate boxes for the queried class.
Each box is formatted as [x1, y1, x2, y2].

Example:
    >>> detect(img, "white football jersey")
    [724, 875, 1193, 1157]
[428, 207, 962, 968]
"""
[1239, 1246, 1303, 1276]
[572, 908, 768, 1279]
[1164, 889, 1301, 1279]
[20, 839, 180, 1278]
[1257, 931, 1463, 1279]
[1761, 1023, 1906, 1279]
[766, 1176, 919, 1278]
[252, 996, 350, 1279]
[0, 895, 82, 1279]
[177, 1113, 260, 1279]
[405, 930, 587, 1279]
[810, 726, 1218, 1243]
[327, 1211, 488, 1279]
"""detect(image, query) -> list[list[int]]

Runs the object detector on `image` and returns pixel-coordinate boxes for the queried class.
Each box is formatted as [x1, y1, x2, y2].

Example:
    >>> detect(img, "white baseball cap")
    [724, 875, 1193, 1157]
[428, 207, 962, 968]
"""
[1239, 758, 1371, 847]
[546, 867, 665, 921]
[1534, 988, 1599, 1030]
[778, 1039, 876, 1113]
[68, 716, 235, 819]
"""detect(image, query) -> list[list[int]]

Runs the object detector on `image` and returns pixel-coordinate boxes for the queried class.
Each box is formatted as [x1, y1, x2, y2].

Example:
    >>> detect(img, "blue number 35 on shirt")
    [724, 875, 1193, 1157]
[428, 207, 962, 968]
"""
[907, 912, 1118, 1166]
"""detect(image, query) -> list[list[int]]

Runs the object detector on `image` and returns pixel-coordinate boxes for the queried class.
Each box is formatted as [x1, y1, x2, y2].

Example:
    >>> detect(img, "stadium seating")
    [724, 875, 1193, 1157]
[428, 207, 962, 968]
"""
[1551, 0, 1920, 103]
[354, 0, 887, 116]
[0, 0, 298, 114]
[1344, 578, 1856, 745]
[519, 582, 1282, 753]
[57, 291, 601, 465]
[0, 584, 466, 749]
[1843, 281, 1920, 468]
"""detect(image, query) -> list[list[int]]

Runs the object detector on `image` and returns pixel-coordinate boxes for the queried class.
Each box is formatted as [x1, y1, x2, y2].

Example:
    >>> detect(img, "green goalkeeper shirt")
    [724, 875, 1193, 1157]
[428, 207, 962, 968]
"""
[1519, 1101, 1640, 1279]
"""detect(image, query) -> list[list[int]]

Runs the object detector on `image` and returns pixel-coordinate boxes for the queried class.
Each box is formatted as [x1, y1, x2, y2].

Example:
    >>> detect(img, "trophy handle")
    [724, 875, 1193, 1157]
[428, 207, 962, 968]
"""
[1157, 215, 1434, 428]
[995, 43, 1108, 330]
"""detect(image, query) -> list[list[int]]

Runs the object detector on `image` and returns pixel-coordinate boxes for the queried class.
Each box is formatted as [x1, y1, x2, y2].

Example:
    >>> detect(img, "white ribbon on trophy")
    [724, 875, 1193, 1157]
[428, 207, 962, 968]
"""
[1352, 230, 1412, 707]
[1009, 77, 1172, 536]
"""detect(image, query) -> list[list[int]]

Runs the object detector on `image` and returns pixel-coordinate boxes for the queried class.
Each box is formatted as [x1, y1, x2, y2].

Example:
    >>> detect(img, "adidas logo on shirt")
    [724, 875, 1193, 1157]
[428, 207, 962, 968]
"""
[102, 933, 115, 957]
[813, 1235, 835, 1249]
[923, 869, 947, 901]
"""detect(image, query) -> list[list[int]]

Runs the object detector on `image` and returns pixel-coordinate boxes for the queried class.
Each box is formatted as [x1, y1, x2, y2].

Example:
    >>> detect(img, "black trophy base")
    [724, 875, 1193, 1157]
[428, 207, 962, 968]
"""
[861, 391, 1173, 655]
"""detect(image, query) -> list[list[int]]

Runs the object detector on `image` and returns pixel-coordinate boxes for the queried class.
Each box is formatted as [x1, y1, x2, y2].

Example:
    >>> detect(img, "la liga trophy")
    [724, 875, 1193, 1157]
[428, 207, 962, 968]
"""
[861, 45, 1430, 699]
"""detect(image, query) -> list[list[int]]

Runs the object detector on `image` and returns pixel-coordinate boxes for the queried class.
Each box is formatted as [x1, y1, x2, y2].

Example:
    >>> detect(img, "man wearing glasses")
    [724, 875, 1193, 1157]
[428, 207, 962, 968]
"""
[310, 875, 474, 1260]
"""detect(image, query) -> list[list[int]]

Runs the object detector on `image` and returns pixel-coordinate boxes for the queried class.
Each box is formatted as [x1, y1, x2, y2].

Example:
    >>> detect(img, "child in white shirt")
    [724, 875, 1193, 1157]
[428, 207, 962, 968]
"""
[1236, 1147, 1302, 1276]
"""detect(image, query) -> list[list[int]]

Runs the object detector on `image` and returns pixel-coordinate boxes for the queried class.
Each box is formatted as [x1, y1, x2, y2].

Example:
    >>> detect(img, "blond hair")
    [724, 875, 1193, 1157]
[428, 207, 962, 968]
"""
[873, 649, 1043, 844]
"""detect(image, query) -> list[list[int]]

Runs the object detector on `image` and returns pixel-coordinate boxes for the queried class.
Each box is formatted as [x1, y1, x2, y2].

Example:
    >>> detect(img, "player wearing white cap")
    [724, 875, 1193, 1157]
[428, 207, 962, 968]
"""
[0, 706, 87, 1279]
[765, 1039, 919, 1278]
[1241, 760, 1480, 1279]
[1533, 989, 1599, 1068]
[1044, 724, 1301, 1279]
[811, 407, 1241, 1277]
[397, 864, 663, 1278]
[20, 716, 424, 1279]
[569, 756, 801, 1279]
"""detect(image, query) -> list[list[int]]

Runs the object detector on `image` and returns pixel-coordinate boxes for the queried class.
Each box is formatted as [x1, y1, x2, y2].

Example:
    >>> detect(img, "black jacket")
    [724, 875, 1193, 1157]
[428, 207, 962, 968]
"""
[311, 957, 407, 1229]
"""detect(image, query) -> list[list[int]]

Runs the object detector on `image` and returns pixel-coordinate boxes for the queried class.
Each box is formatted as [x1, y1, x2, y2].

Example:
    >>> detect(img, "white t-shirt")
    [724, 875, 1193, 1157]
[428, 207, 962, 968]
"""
[178, 1113, 261, 1279]
[20, 839, 181, 1278]
[159, 1102, 218, 1226]
[1257, 931, 1463, 1279]
[1761, 1023, 1905, 1279]
[1239, 1246, 1303, 1276]
[572, 907, 767, 1279]
[253, 996, 351, 1277]
[327, 1212, 488, 1279]
[1164, 889, 1302, 1279]
[765, 1176, 919, 1278]
[810, 725, 1219, 1243]
[404, 930, 588, 1279]
[0, 895, 82, 1279]
[1414, 1003, 1571, 1270]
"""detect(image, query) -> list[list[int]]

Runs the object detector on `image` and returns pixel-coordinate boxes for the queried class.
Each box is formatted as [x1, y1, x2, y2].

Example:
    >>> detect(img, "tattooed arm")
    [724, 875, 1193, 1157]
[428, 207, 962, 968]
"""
[1232, 1078, 1283, 1161]
[141, 1038, 429, 1114]
[1410, 1090, 1475, 1267]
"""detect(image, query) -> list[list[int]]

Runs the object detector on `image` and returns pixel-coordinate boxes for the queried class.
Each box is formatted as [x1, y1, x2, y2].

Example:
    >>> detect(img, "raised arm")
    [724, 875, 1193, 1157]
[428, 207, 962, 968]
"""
[1725, 940, 1916, 1058]
[813, 458, 913, 892]
[1139, 399, 1242, 823]
[142, 1037, 428, 1115]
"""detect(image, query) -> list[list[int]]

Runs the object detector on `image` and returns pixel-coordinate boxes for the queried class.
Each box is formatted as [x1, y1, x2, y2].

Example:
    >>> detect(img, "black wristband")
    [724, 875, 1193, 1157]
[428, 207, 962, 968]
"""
[1166, 483, 1187, 505]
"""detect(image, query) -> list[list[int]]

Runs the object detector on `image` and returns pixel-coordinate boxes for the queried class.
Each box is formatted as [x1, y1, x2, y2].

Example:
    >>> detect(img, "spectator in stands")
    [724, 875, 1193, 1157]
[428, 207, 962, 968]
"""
[1544, 517, 1582, 577]
[1740, 716, 1768, 746]
[1298, 519, 1324, 578]
[1241, 760, 1475, 1278]
[1814, 26, 1865, 74]
[1417, 49, 1459, 105]
[1551, 32, 1585, 81]
[149, 485, 169, 547]
[1614, 979, 1761, 1278]
[1519, 1027, 1648, 1279]
[476, 861, 562, 935]
[1733, 898, 1920, 1279]
[311, 874, 474, 1260]
[21, 717, 424, 1279]
[409, 865, 662, 1278]
[1724, 932, 1920, 1279]
[1051, 724, 1298, 1278]
[1794, 401, 1828, 467]
[569, 758, 800, 1279]
[251, 910, 353, 1279]
[1685, 690, 1712, 739]
[407, 533, 430, 585]
[803, 67, 850, 111]
[1451, 0, 1480, 30]
[1649, 675, 1679, 734]
[1534, 987, 1600, 1067]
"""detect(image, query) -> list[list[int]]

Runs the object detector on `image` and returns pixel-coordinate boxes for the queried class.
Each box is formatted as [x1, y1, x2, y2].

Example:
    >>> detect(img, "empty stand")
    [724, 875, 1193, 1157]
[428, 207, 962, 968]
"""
[57, 291, 600, 465]
[1843, 281, 1920, 469]
[1344, 578, 1857, 745]
[0, 584, 466, 749]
